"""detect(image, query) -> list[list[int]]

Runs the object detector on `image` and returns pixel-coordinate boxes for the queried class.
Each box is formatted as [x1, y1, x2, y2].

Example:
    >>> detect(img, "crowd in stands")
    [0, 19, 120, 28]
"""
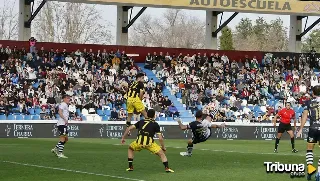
[0, 41, 317, 123]
[146, 51, 318, 123]
[0, 44, 173, 121]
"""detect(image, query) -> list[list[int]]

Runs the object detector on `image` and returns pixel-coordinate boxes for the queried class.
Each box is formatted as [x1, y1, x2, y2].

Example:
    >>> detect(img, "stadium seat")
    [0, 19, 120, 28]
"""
[35, 109, 41, 115]
[253, 106, 261, 112]
[159, 117, 166, 121]
[102, 116, 108, 121]
[104, 110, 111, 116]
[81, 116, 87, 121]
[167, 117, 174, 121]
[55, 114, 60, 119]
[0, 114, 6, 120]
[32, 115, 40, 120]
[254, 112, 261, 118]
[266, 100, 274, 107]
[7, 115, 15, 120]
[293, 107, 299, 113]
[97, 109, 104, 116]
[32, 82, 39, 88]
[15, 115, 24, 120]
[28, 108, 35, 115]
[24, 115, 32, 120]
[298, 107, 304, 113]
[176, 92, 182, 98]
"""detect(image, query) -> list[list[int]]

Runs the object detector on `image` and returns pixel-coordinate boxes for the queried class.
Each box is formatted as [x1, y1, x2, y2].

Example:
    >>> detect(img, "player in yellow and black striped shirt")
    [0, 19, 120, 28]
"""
[125, 73, 148, 128]
[121, 109, 174, 173]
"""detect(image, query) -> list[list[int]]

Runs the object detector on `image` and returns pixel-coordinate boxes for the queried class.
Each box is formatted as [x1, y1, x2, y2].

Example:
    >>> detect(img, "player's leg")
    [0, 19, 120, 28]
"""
[274, 133, 282, 152]
[127, 147, 135, 171]
[274, 124, 284, 152]
[135, 100, 148, 119]
[140, 109, 148, 120]
[287, 129, 298, 153]
[306, 129, 317, 180]
[52, 126, 68, 158]
[180, 139, 196, 157]
[126, 99, 134, 136]
[150, 143, 174, 173]
[126, 142, 141, 171]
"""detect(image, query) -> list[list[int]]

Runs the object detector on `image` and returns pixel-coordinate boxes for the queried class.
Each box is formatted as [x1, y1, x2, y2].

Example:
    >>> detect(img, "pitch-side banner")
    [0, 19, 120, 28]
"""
[0, 123, 310, 140]
[81, 0, 320, 15]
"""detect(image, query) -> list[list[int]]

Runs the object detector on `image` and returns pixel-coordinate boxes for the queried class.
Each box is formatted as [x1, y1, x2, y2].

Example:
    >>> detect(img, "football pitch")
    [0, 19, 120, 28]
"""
[0, 138, 317, 181]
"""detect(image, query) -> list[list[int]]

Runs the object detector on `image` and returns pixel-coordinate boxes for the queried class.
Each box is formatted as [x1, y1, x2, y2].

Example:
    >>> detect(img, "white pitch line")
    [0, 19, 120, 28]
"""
[113, 144, 304, 156]
[2, 161, 145, 181]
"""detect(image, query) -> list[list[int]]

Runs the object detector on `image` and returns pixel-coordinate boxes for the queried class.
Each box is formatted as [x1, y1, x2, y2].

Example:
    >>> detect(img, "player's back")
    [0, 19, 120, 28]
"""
[305, 98, 320, 128]
[134, 118, 160, 146]
[188, 120, 212, 139]
[127, 81, 144, 99]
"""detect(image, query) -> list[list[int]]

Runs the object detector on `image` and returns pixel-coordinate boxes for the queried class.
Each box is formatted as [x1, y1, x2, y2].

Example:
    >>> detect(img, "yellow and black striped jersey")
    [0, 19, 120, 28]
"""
[134, 118, 161, 146]
[126, 81, 144, 99]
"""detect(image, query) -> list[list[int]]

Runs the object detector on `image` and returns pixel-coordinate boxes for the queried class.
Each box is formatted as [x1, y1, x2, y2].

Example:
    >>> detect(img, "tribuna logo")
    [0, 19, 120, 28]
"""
[264, 162, 305, 178]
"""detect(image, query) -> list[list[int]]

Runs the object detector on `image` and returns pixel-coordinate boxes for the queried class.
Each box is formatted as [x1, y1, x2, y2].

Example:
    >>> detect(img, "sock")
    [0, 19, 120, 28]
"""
[275, 138, 280, 150]
[318, 159, 320, 173]
[163, 161, 169, 169]
[126, 121, 131, 127]
[306, 150, 313, 165]
[128, 158, 133, 168]
[291, 137, 295, 149]
[55, 141, 65, 153]
[187, 143, 193, 155]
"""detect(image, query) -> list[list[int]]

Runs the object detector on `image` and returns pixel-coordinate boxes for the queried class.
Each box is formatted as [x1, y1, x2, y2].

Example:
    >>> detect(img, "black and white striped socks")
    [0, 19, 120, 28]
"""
[306, 150, 313, 165]
[56, 141, 65, 153]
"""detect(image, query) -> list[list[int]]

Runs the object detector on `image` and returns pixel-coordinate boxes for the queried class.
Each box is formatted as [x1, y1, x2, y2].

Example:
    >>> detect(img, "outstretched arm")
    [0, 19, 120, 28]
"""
[211, 123, 226, 128]
[121, 125, 136, 143]
[177, 118, 188, 130]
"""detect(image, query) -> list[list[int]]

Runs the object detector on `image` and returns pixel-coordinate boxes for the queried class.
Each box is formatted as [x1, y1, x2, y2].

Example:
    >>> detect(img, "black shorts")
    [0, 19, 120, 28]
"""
[57, 125, 68, 137]
[192, 136, 209, 144]
[307, 128, 320, 143]
[278, 122, 292, 133]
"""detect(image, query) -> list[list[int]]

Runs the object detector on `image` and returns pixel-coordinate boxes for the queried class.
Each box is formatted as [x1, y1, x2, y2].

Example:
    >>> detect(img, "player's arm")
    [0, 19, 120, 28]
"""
[299, 110, 308, 130]
[139, 89, 144, 100]
[58, 106, 68, 125]
[210, 123, 225, 128]
[157, 133, 166, 151]
[155, 123, 166, 151]
[176, 118, 188, 130]
[297, 109, 308, 138]
[121, 125, 136, 143]
[139, 82, 144, 100]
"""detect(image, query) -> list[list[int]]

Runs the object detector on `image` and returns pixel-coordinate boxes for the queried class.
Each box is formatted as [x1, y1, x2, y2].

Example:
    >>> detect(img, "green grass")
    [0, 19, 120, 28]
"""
[0, 138, 318, 181]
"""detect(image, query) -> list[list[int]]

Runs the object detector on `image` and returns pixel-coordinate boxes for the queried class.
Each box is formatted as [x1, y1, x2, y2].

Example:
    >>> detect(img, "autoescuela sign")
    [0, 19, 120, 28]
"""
[190, 0, 291, 11]
[84, 0, 320, 15]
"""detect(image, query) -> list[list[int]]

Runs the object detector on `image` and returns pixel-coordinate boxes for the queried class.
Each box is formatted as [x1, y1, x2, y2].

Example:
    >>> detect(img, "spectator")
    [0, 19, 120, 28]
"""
[118, 108, 126, 121]
[167, 103, 180, 118]
[110, 108, 118, 120]
[40, 107, 50, 120]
